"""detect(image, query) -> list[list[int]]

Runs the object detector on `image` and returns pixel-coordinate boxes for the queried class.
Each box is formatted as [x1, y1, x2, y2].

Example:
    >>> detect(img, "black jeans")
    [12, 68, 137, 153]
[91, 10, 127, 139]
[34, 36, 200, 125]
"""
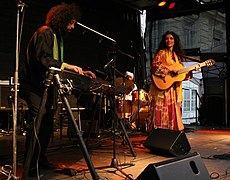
[20, 85, 54, 169]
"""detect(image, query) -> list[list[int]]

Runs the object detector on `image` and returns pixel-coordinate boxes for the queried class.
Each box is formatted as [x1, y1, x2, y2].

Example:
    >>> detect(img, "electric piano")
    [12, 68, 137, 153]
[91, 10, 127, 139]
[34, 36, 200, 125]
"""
[57, 69, 114, 94]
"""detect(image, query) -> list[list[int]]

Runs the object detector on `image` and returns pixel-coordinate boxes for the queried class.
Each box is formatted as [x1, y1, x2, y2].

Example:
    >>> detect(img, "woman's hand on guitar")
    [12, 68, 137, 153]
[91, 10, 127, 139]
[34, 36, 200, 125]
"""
[194, 64, 201, 71]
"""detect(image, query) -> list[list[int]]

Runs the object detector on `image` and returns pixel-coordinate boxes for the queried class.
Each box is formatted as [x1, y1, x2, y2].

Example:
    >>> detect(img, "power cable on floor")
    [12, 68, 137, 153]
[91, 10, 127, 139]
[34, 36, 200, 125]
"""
[202, 154, 230, 179]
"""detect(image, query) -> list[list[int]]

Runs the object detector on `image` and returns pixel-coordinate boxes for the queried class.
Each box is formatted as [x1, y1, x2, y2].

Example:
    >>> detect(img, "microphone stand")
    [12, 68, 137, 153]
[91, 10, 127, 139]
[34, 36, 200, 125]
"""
[96, 54, 136, 180]
[135, 54, 141, 132]
[108, 65, 136, 155]
[77, 22, 117, 44]
[13, 0, 27, 175]
[77, 22, 136, 179]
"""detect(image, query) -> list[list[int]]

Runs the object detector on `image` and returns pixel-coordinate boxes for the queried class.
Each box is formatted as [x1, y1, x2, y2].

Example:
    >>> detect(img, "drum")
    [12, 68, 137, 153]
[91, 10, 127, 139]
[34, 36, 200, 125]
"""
[132, 89, 149, 106]
[139, 106, 150, 122]
[116, 99, 132, 119]
[131, 105, 150, 131]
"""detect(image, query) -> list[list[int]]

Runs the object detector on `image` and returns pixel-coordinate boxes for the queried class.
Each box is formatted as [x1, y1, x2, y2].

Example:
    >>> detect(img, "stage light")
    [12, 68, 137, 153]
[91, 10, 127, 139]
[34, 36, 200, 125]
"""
[168, 2, 176, 9]
[158, 1, 167, 7]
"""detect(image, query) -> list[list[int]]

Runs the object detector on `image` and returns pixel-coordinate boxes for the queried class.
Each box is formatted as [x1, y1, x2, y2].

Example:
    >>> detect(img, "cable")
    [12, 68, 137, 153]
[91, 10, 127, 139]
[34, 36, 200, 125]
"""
[33, 116, 42, 180]
[0, 165, 20, 180]
[202, 154, 230, 179]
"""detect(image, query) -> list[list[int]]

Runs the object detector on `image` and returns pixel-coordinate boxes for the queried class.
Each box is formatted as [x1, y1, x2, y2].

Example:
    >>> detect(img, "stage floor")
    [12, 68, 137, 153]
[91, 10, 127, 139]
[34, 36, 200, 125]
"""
[1, 125, 230, 180]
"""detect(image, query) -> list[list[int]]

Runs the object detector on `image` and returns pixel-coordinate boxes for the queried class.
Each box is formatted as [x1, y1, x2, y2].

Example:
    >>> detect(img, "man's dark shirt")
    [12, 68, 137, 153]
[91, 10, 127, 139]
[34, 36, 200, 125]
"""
[19, 26, 63, 95]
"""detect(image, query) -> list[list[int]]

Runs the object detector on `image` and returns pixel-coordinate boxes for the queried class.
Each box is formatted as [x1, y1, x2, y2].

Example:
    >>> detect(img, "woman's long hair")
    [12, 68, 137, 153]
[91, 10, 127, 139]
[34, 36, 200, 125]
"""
[45, 3, 80, 34]
[157, 31, 185, 57]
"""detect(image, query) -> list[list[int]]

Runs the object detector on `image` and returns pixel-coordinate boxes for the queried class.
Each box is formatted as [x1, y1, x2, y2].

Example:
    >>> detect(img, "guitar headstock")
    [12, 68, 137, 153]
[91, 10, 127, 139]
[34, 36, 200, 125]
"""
[205, 59, 215, 67]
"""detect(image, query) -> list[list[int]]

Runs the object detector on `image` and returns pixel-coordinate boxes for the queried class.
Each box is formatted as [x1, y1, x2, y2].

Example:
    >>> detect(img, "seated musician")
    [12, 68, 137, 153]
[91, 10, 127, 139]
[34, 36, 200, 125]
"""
[123, 71, 140, 129]
[124, 71, 137, 101]
[115, 71, 137, 120]
[19, 3, 96, 177]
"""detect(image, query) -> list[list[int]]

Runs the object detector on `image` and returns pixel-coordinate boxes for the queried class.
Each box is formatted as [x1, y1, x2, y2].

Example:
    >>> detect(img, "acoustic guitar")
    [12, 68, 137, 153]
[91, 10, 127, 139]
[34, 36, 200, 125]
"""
[152, 59, 215, 90]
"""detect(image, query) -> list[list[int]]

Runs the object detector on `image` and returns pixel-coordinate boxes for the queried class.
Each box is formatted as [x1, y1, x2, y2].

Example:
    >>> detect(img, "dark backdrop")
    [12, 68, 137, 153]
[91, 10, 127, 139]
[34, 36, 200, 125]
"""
[0, 0, 145, 85]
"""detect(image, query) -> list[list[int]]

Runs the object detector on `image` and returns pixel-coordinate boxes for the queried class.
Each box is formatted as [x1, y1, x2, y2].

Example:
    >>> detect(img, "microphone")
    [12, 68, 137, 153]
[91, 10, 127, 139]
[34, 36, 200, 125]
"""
[103, 59, 114, 69]
[95, 69, 107, 76]
[17, 0, 29, 7]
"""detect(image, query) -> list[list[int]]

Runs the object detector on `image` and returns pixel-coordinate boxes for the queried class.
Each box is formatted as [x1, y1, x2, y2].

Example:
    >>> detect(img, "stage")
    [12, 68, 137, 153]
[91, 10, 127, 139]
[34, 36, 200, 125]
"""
[1, 125, 230, 180]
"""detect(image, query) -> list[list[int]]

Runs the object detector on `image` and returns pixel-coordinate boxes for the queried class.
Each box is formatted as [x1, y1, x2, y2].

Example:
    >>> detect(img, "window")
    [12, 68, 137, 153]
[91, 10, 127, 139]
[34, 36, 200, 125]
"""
[183, 89, 190, 111]
[183, 89, 197, 111]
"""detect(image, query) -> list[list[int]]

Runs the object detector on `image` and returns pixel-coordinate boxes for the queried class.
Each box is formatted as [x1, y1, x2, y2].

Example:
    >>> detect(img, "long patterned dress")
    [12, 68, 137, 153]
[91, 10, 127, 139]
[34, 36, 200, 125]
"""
[147, 49, 184, 131]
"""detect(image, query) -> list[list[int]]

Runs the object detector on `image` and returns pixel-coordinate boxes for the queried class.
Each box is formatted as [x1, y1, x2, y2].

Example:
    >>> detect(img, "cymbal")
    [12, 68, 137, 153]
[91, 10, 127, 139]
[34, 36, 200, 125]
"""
[115, 77, 134, 94]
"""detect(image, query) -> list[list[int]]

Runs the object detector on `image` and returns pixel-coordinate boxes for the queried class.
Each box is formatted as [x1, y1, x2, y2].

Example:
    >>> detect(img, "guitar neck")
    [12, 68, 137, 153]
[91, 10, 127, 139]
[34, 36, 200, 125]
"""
[153, 59, 215, 90]
[178, 62, 206, 74]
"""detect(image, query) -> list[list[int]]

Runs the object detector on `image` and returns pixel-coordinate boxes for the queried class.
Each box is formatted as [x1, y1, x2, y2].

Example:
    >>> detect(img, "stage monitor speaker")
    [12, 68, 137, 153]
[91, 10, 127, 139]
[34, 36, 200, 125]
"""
[143, 128, 191, 156]
[136, 152, 211, 180]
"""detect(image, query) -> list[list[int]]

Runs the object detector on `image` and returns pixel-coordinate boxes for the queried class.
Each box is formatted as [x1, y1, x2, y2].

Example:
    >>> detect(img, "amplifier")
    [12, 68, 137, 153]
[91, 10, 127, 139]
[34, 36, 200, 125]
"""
[0, 85, 13, 108]
[0, 85, 27, 109]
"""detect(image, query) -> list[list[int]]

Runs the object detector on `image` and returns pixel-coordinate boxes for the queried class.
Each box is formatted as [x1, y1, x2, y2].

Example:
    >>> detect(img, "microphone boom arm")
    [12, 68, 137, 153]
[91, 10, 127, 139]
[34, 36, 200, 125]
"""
[77, 22, 117, 44]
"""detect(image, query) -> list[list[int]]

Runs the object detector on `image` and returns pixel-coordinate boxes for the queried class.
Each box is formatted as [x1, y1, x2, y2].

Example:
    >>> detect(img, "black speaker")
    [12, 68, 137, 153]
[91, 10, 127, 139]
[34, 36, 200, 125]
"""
[143, 128, 191, 156]
[0, 85, 28, 109]
[136, 152, 211, 180]
[0, 85, 12, 108]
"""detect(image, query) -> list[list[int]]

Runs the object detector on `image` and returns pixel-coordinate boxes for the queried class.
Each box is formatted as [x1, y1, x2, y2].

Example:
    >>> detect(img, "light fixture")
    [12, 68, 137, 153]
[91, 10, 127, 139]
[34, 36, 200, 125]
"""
[168, 2, 176, 9]
[158, 1, 167, 7]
